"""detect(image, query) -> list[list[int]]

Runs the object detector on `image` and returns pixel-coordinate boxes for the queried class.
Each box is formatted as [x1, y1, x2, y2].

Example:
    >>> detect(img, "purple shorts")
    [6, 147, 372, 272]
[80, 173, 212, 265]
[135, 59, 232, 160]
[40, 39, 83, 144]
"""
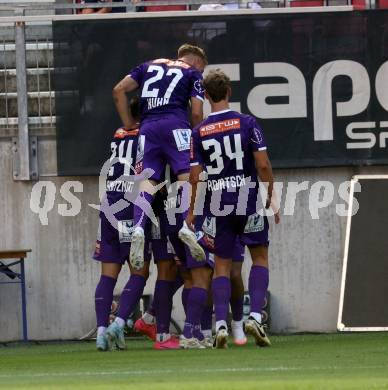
[93, 212, 152, 265]
[198, 213, 269, 259]
[138, 117, 191, 181]
[195, 214, 245, 262]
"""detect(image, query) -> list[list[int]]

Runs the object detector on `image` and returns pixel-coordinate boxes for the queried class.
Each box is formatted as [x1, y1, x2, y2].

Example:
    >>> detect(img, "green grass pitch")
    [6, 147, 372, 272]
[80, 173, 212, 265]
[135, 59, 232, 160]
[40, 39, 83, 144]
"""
[1, 333, 388, 389]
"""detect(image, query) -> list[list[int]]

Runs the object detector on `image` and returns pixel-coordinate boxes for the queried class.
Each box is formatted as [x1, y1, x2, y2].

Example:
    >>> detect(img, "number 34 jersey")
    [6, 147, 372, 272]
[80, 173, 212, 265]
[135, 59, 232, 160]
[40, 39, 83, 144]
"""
[105, 127, 140, 206]
[128, 58, 204, 123]
[190, 109, 267, 212]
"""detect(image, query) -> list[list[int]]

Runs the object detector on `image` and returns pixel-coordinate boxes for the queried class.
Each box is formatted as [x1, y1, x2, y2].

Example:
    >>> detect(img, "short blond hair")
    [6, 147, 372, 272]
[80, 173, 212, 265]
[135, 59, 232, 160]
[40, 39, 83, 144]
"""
[177, 43, 208, 65]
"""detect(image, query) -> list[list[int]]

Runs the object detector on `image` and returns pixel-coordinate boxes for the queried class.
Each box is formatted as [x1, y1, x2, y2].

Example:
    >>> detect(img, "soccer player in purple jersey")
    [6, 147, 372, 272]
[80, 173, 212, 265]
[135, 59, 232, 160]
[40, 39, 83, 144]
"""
[93, 97, 154, 351]
[188, 69, 280, 349]
[112, 44, 208, 272]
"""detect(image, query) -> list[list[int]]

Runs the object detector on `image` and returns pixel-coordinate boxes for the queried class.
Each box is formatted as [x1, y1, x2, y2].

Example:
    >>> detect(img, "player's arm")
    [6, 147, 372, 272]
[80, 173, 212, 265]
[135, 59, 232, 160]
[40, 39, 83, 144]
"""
[190, 97, 203, 127]
[186, 128, 204, 228]
[254, 150, 274, 207]
[186, 164, 203, 228]
[112, 76, 139, 129]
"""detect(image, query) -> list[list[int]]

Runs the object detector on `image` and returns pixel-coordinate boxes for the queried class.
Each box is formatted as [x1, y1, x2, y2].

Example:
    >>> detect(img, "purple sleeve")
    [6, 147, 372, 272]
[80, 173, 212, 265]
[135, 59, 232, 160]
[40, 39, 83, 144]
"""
[249, 118, 267, 152]
[190, 70, 204, 102]
[127, 63, 145, 86]
[190, 128, 204, 166]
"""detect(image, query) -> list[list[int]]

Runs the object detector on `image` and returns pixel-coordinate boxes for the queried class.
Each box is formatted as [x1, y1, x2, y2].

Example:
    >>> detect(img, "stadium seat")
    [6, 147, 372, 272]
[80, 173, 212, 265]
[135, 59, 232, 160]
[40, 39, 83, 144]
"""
[377, 0, 388, 7]
[144, 0, 188, 11]
[290, 0, 324, 6]
[352, 0, 366, 10]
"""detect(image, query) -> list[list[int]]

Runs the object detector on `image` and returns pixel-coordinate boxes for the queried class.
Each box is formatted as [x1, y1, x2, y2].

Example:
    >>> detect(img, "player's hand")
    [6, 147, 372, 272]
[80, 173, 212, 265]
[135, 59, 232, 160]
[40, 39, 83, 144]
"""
[265, 195, 271, 209]
[274, 211, 280, 225]
[185, 212, 196, 231]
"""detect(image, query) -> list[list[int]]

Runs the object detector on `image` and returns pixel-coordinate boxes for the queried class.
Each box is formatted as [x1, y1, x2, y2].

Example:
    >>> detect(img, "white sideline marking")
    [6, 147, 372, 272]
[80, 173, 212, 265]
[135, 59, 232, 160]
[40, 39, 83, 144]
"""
[0, 365, 388, 379]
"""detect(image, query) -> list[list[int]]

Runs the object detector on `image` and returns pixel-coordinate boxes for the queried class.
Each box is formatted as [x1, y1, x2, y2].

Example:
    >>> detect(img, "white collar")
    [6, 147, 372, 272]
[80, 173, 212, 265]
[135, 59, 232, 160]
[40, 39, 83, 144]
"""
[208, 109, 232, 116]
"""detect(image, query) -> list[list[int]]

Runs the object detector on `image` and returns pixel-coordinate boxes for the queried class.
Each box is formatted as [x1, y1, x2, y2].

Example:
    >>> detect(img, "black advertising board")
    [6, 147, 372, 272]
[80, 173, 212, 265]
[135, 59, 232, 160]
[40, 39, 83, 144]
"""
[53, 10, 388, 175]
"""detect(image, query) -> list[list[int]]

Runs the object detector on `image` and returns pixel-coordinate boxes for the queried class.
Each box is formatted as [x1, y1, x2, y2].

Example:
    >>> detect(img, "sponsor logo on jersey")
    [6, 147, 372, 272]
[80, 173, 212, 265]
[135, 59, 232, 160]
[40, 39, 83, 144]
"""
[244, 213, 264, 234]
[202, 216, 216, 237]
[207, 174, 246, 191]
[113, 128, 139, 139]
[118, 219, 135, 243]
[200, 118, 240, 137]
[173, 129, 192, 151]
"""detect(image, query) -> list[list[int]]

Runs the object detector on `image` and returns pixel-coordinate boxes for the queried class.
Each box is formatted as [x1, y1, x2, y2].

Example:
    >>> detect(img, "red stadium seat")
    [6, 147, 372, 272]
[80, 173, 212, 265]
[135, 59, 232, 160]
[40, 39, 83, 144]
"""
[144, 0, 188, 11]
[352, 0, 366, 10]
[290, 0, 324, 6]
[377, 0, 388, 8]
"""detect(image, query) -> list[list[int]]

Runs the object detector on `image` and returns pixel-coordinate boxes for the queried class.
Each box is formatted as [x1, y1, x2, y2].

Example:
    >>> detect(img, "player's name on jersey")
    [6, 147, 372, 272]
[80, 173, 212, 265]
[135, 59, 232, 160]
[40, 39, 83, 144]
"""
[147, 97, 170, 110]
[164, 196, 181, 211]
[106, 180, 135, 192]
[207, 174, 247, 191]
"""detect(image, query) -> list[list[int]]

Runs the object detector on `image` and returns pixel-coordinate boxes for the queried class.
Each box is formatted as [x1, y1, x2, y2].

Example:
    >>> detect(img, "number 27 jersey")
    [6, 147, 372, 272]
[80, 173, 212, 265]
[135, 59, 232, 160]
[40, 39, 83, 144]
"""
[128, 58, 204, 123]
[190, 109, 267, 209]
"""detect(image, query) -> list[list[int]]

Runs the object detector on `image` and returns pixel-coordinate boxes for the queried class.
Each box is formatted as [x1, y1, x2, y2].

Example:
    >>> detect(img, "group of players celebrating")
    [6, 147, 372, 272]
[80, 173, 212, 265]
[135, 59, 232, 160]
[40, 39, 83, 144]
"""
[92, 43, 280, 351]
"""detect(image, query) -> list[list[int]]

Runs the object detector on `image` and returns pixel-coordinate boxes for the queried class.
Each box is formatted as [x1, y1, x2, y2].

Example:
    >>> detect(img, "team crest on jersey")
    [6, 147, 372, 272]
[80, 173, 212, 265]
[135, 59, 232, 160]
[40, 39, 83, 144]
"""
[194, 80, 204, 94]
[118, 219, 135, 242]
[202, 216, 216, 237]
[244, 213, 264, 234]
[173, 129, 191, 151]
[251, 127, 263, 145]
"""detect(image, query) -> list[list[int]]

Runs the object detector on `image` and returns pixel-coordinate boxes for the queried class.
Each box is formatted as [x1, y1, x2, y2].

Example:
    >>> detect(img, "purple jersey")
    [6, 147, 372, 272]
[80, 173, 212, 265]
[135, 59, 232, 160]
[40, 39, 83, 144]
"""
[105, 127, 140, 205]
[128, 58, 204, 123]
[190, 109, 267, 212]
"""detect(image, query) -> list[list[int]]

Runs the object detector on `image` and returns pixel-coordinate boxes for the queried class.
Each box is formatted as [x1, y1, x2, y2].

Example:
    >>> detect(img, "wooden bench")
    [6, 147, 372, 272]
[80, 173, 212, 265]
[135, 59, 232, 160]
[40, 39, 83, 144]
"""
[0, 249, 31, 342]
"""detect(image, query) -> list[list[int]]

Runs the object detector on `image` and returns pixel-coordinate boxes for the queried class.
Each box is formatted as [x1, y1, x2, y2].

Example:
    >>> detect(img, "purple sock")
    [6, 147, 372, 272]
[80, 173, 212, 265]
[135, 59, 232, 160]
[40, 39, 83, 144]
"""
[183, 287, 207, 340]
[182, 288, 191, 315]
[201, 304, 213, 331]
[154, 280, 174, 334]
[212, 277, 231, 324]
[117, 274, 146, 321]
[134, 191, 154, 230]
[95, 275, 117, 327]
[249, 266, 269, 315]
[147, 274, 183, 316]
[146, 300, 155, 317]
[230, 297, 244, 321]
[173, 273, 184, 292]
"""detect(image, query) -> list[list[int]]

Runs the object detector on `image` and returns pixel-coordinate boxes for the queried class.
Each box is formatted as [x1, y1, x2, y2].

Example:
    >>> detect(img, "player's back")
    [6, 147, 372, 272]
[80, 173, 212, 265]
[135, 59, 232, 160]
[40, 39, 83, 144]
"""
[129, 58, 204, 123]
[105, 127, 140, 205]
[191, 109, 267, 212]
